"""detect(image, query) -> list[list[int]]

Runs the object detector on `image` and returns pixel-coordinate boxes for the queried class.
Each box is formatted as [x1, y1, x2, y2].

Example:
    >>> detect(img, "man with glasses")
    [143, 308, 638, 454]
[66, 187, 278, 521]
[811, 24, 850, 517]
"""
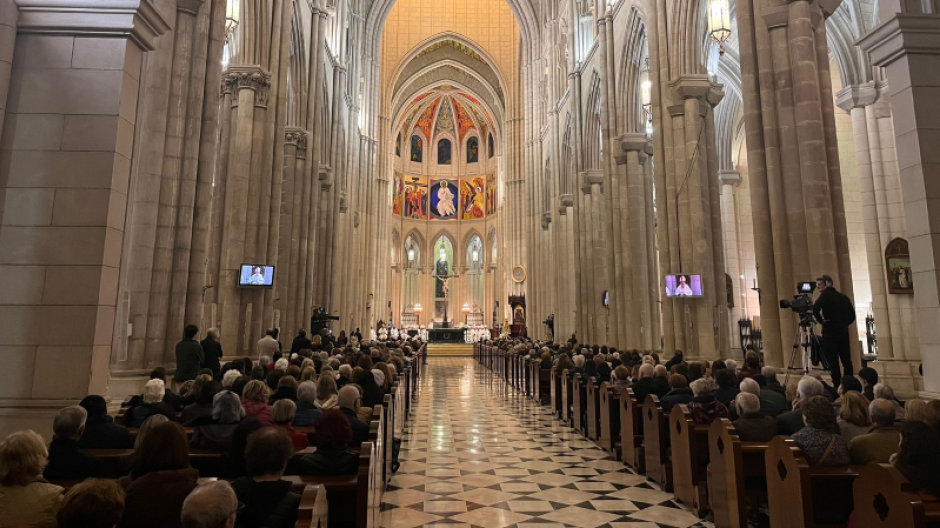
[181, 481, 240, 528]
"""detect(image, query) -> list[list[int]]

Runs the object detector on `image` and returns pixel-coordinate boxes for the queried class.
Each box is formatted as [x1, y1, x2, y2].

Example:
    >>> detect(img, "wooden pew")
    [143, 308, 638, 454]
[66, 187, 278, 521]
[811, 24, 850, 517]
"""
[620, 388, 644, 472]
[765, 436, 858, 528]
[285, 441, 373, 528]
[598, 382, 620, 456]
[585, 377, 601, 441]
[707, 419, 770, 528]
[853, 463, 940, 528]
[295, 484, 330, 528]
[669, 404, 710, 517]
[538, 367, 551, 405]
[561, 370, 572, 424]
[643, 394, 671, 491]
[571, 375, 585, 433]
[550, 367, 562, 418]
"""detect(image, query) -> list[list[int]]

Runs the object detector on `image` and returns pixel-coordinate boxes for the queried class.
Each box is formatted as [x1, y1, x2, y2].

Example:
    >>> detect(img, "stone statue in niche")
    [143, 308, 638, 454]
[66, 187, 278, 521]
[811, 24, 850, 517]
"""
[435, 247, 449, 298]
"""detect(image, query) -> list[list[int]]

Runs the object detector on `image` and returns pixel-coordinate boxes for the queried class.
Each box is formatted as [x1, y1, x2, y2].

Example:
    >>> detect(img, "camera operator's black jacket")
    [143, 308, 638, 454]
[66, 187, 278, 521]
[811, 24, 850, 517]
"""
[812, 287, 856, 330]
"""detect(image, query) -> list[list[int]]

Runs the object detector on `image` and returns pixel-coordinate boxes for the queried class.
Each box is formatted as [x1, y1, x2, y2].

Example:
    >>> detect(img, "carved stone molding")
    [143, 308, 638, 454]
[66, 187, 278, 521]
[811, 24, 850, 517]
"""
[557, 193, 574, 214]
[221, 66, 272, 108]
[176, 0, 203, 16]
[541, 211, 551, 230]
[13, 0, 171, 51]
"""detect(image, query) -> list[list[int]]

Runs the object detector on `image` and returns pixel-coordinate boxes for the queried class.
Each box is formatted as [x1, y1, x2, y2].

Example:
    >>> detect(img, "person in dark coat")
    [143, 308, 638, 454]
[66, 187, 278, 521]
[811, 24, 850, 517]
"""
[300, 409, 359, 476]
[174, 324, 204, 386]
[812, 275, 857, 387]
[181, 381, 221, 426]
[357, 370, 385, 410]
[191, 391, 245, 450]
[78, 395, 134, 450]
[44, 406, 101, 482]
[219, 418, 265, 479]
[290, 330, 313, 354]
[631, 365, 669, 405]
[777, 377, 826, 436]
[337, 386, 370, 446]
[660, 374, 694, 413]
[200, 328, 224, 376]
[119, 422, 199, 528]
[293, 381, 322, 427]
[232, 428, 302, 528]
[127, 379, 177, 429]
[731, 393, 778, 442]
[713, 369, 740, 410]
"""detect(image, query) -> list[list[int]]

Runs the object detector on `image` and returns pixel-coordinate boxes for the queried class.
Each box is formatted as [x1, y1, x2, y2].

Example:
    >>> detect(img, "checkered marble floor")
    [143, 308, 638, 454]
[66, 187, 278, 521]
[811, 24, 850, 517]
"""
[379, 357, 714, 528]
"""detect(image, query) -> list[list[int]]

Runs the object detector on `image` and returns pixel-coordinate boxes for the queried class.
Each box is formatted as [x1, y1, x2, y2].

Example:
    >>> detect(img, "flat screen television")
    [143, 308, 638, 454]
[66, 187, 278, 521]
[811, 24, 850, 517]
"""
[664, 274, 703, 298]
[239, 264, 275, 288]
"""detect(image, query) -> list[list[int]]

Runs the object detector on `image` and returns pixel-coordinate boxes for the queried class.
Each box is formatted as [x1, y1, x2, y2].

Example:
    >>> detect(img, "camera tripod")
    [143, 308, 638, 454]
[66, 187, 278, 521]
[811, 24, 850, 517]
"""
[783, 312, 830, 387]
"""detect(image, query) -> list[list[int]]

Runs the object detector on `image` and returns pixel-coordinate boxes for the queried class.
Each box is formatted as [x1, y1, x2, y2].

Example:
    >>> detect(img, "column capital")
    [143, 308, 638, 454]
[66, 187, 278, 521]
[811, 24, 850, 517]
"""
[614, 132, 647, 165]
[557, 193, 574, 213]
[222, 65, 272, 107]
[835, 82, 878, 112]
[579, 169, 604, 194]
[719, 169, 742, 187]
[859, 14, 940, 68]
[541, 212, 551, 230]
[13, 0, 171, 51]
[671, 74, 724, 107]
[285, 128, 308, 158]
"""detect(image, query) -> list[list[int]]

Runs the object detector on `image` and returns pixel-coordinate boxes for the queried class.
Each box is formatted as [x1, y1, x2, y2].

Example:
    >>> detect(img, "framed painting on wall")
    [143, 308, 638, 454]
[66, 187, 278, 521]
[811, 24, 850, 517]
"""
[460, 177, 485, 219]
[886, 238, 913, 294]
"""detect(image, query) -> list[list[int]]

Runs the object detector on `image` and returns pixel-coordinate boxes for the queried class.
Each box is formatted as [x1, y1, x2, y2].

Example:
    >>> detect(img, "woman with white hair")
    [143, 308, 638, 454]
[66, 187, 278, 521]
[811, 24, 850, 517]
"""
[293, 381, 321, 427]
[0, 430, 63, 527]
[128, 379, 176, 428]
[192, 391, 246, 450]
[873, 383, 905, 421]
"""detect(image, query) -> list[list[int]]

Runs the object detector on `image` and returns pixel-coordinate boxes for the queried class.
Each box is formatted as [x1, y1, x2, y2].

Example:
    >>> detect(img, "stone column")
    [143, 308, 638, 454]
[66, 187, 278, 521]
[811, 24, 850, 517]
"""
[720, 169, 743, 333]
[279, 127, 307, 336]
[0, 0, 168, 436]
[859, 8, 940, 396]
[0, 0, 16, 146]
[734, 0, 857, 368]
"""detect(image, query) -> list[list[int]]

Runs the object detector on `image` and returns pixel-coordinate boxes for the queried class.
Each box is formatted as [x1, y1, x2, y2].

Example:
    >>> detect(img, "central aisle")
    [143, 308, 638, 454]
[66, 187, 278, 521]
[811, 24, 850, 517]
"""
[379, 357, 711, 528]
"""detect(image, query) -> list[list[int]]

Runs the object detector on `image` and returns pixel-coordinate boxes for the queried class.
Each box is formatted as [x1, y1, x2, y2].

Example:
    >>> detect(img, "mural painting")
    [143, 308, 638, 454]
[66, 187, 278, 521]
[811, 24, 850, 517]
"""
[486, 173, 497, 215]
[403, 175, 428, 219]
[430, 179, 458, 220]
[392, 172, 404, 216]
[460, 177, 485, 220]
[395, 132, 401, 156]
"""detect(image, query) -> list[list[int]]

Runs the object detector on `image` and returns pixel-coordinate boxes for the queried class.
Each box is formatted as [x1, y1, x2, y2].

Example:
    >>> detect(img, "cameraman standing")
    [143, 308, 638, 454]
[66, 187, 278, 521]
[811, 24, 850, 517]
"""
[812, 275, 856, 386]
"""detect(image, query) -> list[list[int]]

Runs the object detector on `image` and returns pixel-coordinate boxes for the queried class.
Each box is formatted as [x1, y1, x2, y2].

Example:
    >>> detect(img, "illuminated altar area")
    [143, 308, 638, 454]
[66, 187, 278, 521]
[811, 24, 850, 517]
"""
[387, 84, 506, 332]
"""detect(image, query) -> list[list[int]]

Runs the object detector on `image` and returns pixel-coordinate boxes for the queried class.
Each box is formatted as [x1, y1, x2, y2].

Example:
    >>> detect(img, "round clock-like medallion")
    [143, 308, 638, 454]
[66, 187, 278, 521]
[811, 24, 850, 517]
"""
[512, 265, 527, 283]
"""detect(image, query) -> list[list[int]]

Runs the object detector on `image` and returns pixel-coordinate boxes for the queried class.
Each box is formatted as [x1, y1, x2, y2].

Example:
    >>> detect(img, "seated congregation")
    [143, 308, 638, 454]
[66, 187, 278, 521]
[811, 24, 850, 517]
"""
[0, 329, 423, 528]
[480, 340, 940, 528]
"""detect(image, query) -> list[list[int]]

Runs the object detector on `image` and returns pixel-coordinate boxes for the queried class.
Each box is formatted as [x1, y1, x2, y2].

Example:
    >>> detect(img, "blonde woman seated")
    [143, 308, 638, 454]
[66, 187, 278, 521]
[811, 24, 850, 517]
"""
[0, 430, 63, 528]
[837, 391, 872, 444]
[314, 373, 339, 410]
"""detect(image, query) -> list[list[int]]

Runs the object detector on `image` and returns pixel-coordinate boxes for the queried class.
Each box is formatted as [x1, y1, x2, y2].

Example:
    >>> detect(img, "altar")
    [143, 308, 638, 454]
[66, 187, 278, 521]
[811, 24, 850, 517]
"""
[427, 327, 466, 343]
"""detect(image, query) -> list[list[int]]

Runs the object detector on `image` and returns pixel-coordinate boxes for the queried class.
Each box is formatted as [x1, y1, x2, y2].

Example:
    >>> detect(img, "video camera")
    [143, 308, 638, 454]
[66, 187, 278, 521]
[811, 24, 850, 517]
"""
[310, 306, 339, 334]
[779, 281, 816, 315]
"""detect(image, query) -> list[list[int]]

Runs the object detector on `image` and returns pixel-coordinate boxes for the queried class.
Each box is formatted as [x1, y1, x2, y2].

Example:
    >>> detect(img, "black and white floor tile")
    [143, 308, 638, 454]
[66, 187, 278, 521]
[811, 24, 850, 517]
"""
[379, 357, 714, 528]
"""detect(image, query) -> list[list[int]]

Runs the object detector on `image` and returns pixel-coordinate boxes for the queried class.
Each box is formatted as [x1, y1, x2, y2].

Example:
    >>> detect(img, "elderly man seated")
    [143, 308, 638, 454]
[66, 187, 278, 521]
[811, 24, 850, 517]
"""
[181, 481, 238, 528]
[849, 398, 902, 465]
[777, 377, 826, 436]
[44, 406, 100, 482]
[732, 393, 777, 442]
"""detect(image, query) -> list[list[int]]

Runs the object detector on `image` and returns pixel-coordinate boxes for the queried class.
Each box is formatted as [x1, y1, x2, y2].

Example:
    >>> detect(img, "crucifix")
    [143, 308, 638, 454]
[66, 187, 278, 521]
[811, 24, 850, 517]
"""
[434, 273, 459, 325]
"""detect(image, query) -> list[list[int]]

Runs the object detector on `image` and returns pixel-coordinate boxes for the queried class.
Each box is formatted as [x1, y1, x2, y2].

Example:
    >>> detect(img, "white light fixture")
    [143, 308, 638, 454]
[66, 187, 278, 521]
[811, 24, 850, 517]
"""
[225, 0, 240, 43]
[439, 247, 446, 261]
[408, 249, 415, 261]
[708, 0, 732, 56]
[472, 249, 479, 262]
